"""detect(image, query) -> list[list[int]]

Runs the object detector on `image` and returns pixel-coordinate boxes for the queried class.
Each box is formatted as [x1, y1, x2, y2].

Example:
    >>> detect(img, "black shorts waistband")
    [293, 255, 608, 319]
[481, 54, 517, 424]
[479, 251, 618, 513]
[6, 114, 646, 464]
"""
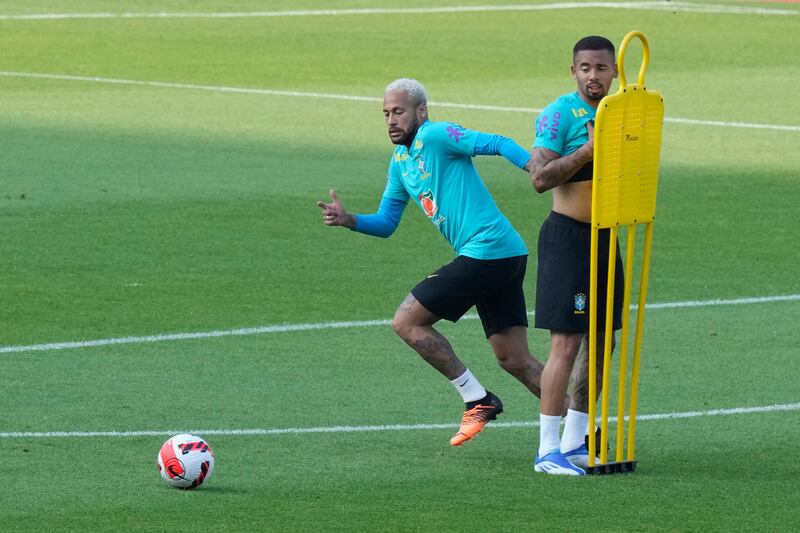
[458, 254, 528, 264]
[546, 211, 592, 230]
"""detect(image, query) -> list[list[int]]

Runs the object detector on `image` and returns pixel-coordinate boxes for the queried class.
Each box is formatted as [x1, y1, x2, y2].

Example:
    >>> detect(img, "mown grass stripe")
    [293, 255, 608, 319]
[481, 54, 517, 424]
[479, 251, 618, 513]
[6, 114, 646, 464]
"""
[0, 2, 796, 20]
[1, 402, 797, 438]
[1, 294, 798, 354]
[1, 71, 798, 132]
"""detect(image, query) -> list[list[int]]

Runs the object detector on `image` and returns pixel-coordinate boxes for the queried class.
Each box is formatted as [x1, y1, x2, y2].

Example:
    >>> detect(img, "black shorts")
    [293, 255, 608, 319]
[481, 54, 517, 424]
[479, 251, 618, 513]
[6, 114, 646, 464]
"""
[411, 255, 529, 338]
[535, 211, 624, 333]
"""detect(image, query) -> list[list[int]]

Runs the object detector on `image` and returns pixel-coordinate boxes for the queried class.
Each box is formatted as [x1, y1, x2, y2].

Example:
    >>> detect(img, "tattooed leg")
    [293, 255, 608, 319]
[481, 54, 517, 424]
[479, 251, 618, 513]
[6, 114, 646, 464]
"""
[391, 293, 466, 380]
[569, 333, 615, 412]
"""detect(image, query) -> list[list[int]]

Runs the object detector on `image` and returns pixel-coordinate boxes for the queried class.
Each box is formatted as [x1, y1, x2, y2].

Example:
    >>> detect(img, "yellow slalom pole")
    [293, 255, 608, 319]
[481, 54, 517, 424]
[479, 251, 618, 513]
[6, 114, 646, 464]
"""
[615, 226, 636, 463]
[627, 221, 654, 461]
[599, 226, 618, 466]
[587, 226, 600, 467]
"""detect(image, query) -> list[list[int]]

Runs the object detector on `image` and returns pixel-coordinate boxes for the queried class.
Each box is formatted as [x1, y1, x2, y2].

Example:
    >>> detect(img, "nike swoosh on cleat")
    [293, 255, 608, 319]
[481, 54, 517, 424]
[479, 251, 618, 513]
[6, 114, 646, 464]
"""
[427, 274, 439, 279]
[458, 379, 469, 387]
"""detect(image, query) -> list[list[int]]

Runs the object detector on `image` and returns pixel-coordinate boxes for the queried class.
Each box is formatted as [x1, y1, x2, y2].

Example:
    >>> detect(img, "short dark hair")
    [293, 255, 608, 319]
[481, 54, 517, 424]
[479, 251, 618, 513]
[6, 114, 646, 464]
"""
[573, 36, 615, 60]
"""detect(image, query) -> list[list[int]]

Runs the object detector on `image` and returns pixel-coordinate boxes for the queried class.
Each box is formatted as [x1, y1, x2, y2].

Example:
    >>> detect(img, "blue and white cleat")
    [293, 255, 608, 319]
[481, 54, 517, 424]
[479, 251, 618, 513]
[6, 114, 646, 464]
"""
[534, 450, 586, 476]
[562, 443, 599, 469]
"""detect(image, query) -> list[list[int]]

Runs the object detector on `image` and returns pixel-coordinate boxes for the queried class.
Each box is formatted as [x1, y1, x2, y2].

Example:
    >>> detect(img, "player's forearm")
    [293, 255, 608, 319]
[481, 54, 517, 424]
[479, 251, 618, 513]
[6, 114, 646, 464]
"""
[473, 133, 531, 169]
[352, 196, 406, 238]
[353, 213, 393, 237]
[530, 146, 592, 193]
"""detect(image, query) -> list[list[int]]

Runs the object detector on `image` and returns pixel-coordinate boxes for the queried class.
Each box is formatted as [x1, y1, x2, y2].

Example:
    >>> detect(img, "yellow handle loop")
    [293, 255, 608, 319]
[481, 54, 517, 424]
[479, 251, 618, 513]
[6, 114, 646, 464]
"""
[617, 30, 650, 88]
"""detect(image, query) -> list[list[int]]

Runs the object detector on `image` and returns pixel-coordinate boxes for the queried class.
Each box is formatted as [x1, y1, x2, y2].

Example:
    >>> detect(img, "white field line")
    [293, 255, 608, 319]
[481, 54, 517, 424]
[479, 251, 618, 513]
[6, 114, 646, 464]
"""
[1, 402, 798, 439]
[2, 294, 798, 355]
[1, 71, 799, 132]
[0, 2, 796, 20]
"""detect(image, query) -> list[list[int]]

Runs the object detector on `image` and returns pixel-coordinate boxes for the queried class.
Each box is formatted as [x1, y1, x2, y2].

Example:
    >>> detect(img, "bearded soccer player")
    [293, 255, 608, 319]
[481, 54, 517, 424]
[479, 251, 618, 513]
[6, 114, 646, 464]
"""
[528, 36, 625, 475]
[318, 78, 553, 447]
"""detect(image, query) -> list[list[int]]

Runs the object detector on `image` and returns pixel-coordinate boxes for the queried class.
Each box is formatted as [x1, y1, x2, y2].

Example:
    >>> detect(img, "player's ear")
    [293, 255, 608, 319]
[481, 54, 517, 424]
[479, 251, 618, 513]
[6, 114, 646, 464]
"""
[571, 64, 577, 80]
[612, 63, 619, 79]
[417, 103, 428, 121]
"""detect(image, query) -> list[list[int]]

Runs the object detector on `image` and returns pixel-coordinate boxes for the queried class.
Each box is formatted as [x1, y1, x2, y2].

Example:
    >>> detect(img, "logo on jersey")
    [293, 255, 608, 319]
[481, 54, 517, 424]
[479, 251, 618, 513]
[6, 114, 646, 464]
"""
[537, 111, 562, 142]
[571, 107, 589, 118]
[416, 156, 431, 180]
[414, 139, 424, 151]
[574, 293, 586, 314]
[418, 189, 438, 218]
[446, 125, 465, 142]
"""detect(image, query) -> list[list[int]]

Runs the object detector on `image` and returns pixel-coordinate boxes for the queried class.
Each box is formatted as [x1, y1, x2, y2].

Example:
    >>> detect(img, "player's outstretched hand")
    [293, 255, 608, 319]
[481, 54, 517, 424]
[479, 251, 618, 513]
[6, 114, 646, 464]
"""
[316, 189, 355, 229]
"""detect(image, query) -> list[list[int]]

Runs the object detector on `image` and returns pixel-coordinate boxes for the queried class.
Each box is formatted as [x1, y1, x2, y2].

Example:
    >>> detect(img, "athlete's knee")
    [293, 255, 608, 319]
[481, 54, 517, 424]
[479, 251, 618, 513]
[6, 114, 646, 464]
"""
[500, 355, 536, 380]
[494, 348, 521, 370]
[391, 302, 428, 341]
[548, 332, 583, 364]
[391, 310, 412, 340]
[391, 294, 416, 338]
[492, 345, 535, 376]
[489, 326, 528, 359]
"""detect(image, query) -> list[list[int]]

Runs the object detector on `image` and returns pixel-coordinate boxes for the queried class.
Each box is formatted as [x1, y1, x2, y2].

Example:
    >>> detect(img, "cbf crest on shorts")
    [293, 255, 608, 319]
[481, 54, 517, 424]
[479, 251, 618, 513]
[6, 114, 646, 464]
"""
[574, 293, 586, 314]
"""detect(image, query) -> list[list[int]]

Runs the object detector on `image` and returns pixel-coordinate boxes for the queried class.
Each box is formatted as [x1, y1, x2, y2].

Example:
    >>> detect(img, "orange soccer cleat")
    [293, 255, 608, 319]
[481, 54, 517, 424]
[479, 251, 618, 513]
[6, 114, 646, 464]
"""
[450, 391, 504, 446]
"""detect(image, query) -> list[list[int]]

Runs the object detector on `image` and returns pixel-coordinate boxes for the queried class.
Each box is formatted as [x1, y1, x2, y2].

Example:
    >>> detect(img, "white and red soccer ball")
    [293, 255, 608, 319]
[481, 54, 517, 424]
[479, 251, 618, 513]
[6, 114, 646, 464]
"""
[157, 434, 215, 489]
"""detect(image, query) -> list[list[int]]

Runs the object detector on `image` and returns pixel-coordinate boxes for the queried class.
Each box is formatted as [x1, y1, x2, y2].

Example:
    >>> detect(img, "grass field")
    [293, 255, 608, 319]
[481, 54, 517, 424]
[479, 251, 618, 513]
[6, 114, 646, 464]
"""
[2, 1, 799, 531]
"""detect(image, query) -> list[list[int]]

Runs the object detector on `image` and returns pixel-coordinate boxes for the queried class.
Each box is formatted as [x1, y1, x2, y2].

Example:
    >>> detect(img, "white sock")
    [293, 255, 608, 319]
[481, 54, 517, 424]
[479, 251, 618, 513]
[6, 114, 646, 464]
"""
[560, 409, 589, 453]
[538, 414, 562, 457]
[449, 369, 487, 403]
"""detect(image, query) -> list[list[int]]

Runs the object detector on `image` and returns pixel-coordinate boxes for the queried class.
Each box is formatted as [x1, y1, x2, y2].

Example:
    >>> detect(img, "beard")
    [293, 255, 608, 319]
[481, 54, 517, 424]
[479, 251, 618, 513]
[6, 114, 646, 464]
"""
[584, 83, 607, 101]
[389, 118, 420, 146]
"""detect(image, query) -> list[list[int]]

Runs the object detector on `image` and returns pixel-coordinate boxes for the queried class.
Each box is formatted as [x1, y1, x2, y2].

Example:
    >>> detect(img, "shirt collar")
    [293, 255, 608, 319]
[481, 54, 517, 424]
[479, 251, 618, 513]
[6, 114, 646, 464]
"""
[400, 120, 430, 158]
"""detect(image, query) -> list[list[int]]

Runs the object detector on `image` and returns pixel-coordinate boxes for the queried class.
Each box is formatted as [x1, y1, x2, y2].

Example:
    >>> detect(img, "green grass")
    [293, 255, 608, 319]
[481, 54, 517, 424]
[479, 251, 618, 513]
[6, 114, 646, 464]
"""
[1, 1, 799, 531]
[4, 413, 798, 531]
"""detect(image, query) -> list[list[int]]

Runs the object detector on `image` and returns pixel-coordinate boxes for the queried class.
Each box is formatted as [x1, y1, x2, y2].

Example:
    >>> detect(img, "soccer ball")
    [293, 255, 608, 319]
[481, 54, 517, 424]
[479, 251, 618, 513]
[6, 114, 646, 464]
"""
[157, 433, 215, 490]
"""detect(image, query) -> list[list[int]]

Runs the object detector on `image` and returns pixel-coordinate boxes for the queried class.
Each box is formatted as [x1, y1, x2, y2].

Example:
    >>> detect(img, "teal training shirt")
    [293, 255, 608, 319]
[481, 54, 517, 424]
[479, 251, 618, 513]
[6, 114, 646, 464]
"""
[532, 91, 595, 156]
[382, 120, 527, 260]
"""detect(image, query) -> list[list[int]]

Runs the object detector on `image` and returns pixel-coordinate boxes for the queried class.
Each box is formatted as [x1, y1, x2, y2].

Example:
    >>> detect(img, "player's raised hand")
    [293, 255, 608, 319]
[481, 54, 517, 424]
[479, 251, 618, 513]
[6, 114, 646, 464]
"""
[316, 189, 355, 229]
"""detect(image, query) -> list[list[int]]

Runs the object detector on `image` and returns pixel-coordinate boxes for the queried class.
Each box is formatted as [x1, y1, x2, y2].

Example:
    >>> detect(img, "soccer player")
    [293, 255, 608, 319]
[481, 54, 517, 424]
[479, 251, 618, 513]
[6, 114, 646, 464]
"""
[528, 36, 624, 475]
[318, 78, 549, 447]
